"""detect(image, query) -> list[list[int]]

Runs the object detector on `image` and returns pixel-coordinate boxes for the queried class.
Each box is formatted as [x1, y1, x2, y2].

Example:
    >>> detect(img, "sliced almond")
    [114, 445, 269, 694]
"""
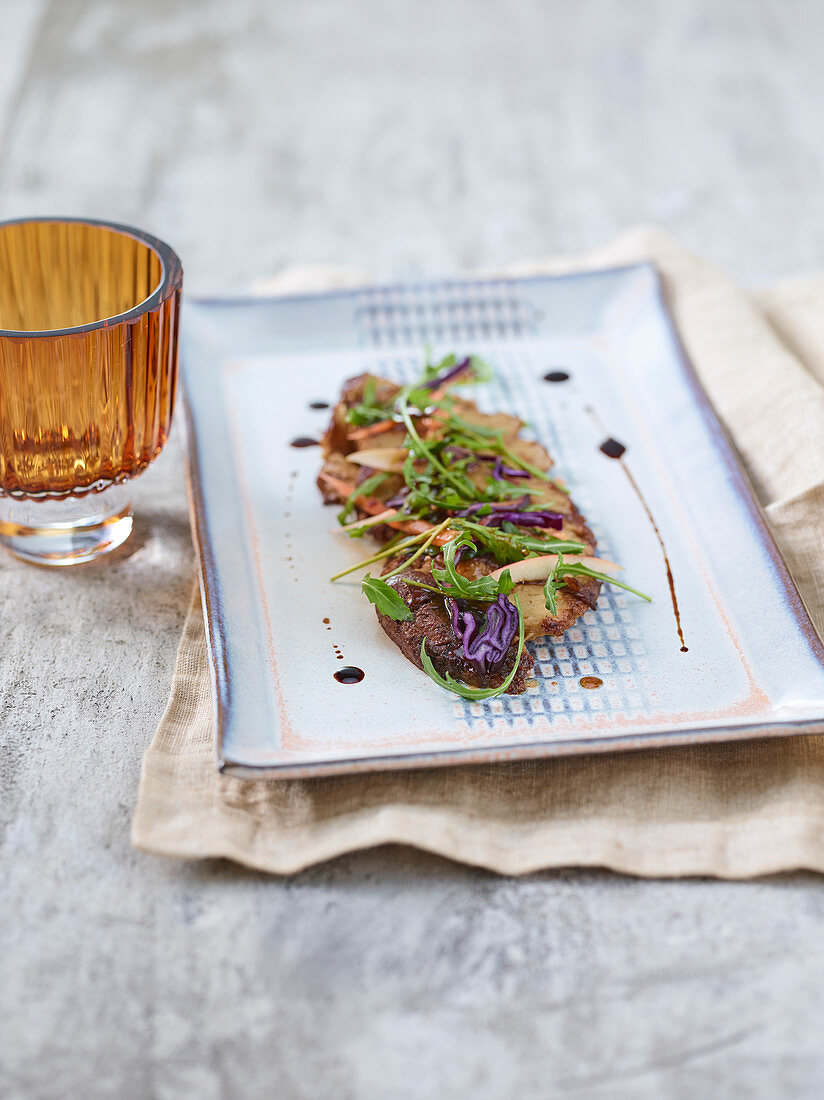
[347, 447, 408, 472]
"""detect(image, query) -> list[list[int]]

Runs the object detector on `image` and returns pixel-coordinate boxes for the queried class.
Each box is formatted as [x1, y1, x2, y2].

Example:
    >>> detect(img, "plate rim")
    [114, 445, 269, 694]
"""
[181, 264, 824, 778]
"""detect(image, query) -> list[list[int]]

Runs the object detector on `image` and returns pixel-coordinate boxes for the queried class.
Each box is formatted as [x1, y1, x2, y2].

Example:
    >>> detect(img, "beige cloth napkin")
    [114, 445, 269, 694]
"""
[132, 227, 824, 878]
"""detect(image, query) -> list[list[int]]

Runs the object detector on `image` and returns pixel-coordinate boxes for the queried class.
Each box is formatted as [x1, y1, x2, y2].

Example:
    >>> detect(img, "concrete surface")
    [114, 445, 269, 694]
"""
[1, 1, 823, 1098]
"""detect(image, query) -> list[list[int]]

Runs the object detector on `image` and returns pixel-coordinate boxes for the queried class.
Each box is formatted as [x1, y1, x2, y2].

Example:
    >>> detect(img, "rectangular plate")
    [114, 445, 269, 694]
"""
[182, 265, 824, 778]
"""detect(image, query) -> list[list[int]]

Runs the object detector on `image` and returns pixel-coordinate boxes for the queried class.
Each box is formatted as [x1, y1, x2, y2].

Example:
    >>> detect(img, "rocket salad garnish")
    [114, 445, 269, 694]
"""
[328, 352, 650, 700]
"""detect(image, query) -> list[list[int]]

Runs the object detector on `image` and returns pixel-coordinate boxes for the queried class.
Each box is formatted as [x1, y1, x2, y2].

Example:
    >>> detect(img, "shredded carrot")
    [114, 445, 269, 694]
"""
[347, 420, 398, 441]
[318, 472, 455, 545]
[317, 472, 386, 510]
[336, 506, 396, 532]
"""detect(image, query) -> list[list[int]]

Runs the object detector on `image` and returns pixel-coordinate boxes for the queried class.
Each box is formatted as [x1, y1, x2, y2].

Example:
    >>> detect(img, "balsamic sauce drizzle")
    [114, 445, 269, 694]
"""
[309, 401, 330, 410]
[334, 666, 365, 684]
[579, 676, 603, 689]
[599, 438, 626, 460]
[290, 436, 320, 449]
[587, 408, 688, 653]
[543, 370, 570, 383]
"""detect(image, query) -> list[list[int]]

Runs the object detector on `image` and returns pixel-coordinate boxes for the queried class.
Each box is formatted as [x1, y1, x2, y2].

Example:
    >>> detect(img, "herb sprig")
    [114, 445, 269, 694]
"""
[329, 350, 650, 701]
[429, 533, 514, 602]
[337, 470, 391, 526]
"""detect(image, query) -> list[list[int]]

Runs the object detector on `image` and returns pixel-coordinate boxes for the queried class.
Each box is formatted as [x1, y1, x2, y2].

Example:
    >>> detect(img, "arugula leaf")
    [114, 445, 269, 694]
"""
[441, 412, 498, 439]
[454, 519, 586, 564]
[396, 386, 480, 500]
[361, 574, 413, 622]
[330, 529, 431, 582]
[344, 377, 393, 427]
[400, 577, 448, 597]
[443, 414, 552, 483]
[451, 520, 518, 564]
[543, 554, 564, 617]
[381, 519, 451, 580]
[428, 533, 514, 600]
[406, 386, 435, 411]
[419, 595, 525, 700]
[337, 471, 391, 526]
[559, 562, 652, 602]
[482, 480, 543, 503]
[466, 354, 493, 384]
[346, 406, 384, 427]
[430, 531, 473, 586]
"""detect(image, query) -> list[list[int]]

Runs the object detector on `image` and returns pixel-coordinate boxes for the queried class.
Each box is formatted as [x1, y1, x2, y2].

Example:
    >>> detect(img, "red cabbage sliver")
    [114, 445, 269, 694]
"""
[456, 496, 531, 518]
[446, 593, 519, 673]
[491, 456, 530, 481]
[423, 356, 472, 391]
[481, 510, 564, 530]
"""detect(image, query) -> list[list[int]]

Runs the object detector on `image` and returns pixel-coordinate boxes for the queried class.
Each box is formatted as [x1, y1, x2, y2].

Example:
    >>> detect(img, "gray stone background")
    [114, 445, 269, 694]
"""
[1, 1, 823, 1097]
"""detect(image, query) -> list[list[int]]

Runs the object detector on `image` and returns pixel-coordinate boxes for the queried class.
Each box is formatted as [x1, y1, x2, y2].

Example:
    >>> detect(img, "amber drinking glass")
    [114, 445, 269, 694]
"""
[0, 218, 182, 564]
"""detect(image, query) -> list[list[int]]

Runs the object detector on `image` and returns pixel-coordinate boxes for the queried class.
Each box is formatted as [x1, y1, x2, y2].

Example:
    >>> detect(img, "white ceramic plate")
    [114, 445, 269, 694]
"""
[182, 266, 824, 778]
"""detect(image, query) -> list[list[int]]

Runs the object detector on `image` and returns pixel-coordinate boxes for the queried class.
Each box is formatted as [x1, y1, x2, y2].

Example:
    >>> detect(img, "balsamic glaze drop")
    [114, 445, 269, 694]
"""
[543, 370, 570, 383]
[334, 666, 365, 684]
[599, 438, 627, 460]
[309, 401, 330, 410]
[290, 436, 320, 449]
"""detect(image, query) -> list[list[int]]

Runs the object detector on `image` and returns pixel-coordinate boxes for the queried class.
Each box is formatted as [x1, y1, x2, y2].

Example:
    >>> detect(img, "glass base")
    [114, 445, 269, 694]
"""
[0, 484, 133, 566]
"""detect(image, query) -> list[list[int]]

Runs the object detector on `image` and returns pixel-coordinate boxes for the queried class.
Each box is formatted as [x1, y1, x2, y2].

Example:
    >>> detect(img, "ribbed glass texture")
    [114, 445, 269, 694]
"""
[0, 218, 182, 499]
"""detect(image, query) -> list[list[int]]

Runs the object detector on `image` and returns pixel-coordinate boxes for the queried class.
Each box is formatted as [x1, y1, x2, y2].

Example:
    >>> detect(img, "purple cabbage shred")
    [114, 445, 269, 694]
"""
[424, 357, 472, 391]
[456, 501, 563, 529]
[491, 456, 530, 481]
[481, 510, 564, 530]
[446, 593, 519, 674]
[442, 446, 530, 482]
[456, 497, 529, 518]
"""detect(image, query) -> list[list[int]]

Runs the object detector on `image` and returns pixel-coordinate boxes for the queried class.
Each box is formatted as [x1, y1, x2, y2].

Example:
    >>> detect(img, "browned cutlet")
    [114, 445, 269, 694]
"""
[317, 372, 548, 524]
[319, 371, 602, 694]
[383, 549, 600, 642]
[377, 570, 534, 694]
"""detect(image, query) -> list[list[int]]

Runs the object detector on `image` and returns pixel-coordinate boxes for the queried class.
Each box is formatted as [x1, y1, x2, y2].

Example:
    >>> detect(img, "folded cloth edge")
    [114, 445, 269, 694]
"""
[132, 225, 824, 878]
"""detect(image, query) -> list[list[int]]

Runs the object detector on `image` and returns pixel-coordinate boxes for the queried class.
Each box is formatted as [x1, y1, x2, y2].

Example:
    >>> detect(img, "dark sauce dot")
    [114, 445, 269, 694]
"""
[543, 370, 570, 383]
[599, 438, 626, 460]
[681, 646, 689, 653]
[579, 676, 604, 690]
[334, 666, 364, 684]
[309, 401, 330, 410]
[290, 436, 320, 449]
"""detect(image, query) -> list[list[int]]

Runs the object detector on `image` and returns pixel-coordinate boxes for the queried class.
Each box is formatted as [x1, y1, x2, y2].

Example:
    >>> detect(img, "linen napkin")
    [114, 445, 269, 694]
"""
[132, 226, 824, 877]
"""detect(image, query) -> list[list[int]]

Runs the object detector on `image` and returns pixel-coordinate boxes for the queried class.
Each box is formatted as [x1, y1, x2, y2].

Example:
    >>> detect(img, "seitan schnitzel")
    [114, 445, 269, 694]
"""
[318, 354, 649, 698]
